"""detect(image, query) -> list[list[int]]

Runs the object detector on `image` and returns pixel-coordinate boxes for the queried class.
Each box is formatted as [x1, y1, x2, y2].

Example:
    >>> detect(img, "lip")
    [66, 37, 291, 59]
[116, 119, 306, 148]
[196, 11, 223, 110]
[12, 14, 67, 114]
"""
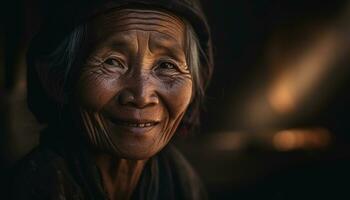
[108, 117, 160, 134]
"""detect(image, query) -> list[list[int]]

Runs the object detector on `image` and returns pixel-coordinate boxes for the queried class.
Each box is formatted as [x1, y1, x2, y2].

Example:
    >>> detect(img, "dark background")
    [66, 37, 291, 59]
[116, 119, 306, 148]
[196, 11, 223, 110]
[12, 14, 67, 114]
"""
[1, 0, 350, 199]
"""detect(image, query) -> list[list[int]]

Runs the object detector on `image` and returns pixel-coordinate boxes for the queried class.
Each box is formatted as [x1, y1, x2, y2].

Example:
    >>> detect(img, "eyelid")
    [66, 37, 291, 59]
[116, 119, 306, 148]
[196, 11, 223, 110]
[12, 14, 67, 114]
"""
[159, 59, 190, 74]
[86, 52, 125, 64]
[102, 56, 128, 71]
[102, 54, 125, 64]
[156, 57, 184, 68]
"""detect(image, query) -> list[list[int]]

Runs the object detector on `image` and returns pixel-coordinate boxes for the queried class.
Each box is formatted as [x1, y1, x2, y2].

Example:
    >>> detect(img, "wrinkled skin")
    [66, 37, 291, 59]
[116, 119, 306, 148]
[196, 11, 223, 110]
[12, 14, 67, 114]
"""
[73, 9, 192, 199]
[75, 8, 192, 159]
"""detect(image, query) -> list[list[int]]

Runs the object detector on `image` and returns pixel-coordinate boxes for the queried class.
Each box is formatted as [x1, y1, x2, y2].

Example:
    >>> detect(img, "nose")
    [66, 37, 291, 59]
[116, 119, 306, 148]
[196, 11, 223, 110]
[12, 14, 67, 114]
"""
[117, 74, 159, 108]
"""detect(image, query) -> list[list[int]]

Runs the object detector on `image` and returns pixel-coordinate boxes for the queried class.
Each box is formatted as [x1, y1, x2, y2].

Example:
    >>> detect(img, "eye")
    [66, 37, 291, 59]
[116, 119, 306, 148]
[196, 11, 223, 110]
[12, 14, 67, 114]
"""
[103, 58, 124, 68]
[157, 62, 177, 70]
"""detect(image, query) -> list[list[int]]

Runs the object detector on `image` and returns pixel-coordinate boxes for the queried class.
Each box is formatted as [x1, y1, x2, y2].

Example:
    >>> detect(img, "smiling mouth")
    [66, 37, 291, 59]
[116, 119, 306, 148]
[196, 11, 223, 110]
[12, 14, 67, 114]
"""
[119, 121, 157, 128]
[110, 118, 159, 128]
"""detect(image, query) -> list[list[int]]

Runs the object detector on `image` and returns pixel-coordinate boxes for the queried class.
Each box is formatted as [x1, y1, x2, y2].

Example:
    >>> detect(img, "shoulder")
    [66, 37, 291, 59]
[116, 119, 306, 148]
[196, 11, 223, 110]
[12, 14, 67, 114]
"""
[9, 146, 82, 199]
[162, 145, 208, 200]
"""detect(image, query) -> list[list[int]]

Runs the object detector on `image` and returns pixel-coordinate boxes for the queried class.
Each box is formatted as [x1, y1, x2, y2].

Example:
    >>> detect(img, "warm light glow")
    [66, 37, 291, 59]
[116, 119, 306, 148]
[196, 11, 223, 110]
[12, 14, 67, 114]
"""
[268, 75, 296, 114]
[210, 132, 245, 151]
[268, 28, 342, 114]
[273, 128, 331, 151]
[273, 130, 298, 151]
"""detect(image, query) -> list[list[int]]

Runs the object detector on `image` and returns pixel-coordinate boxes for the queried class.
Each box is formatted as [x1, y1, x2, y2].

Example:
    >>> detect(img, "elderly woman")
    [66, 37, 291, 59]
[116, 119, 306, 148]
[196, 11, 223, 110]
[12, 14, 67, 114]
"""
[11, 0, 213, 199]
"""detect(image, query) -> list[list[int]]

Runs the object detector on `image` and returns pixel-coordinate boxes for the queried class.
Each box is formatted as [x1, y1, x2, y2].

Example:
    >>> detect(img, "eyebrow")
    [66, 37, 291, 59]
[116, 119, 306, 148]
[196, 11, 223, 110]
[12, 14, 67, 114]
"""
[96, 34, 136, 55]
[93, 31, 185, 62]
[149, 33, 185, 61]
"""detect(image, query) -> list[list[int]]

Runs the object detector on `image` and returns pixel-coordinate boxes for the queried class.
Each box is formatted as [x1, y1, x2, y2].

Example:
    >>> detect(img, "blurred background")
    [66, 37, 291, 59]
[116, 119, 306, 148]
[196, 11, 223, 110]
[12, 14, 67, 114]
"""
[1, 0, 350, 199]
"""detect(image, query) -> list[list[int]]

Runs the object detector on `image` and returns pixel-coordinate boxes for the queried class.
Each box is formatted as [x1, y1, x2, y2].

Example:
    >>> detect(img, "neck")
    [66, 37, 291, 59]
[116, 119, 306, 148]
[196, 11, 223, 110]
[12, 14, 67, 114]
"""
[95, 154, 147, 200]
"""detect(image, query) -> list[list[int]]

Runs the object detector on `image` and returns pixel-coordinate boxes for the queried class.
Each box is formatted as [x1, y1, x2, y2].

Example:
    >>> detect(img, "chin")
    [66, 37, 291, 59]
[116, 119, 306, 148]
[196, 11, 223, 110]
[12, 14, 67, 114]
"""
[104, 117, 172, 160]
[113, 144, 164, 160]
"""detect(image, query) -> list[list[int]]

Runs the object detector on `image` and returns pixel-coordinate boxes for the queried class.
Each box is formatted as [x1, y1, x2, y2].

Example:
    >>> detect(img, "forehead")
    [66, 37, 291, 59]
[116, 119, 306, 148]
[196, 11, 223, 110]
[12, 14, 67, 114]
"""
[88, 8, 186, 49]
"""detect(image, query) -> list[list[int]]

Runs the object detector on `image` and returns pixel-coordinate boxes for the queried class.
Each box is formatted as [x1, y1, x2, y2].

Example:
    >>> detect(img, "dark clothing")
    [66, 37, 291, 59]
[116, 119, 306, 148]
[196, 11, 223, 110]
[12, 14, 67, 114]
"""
[17, 0, 212, 199]
[11, 141, 206, 200]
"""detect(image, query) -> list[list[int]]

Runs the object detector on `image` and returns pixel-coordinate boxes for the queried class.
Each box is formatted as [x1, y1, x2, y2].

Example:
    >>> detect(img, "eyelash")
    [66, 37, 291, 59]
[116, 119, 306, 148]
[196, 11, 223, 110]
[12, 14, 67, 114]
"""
[155, 60, 181, 72]
[93, 56, 182, 75]
[103, 57, 125, 69]
[157, 62, 176, 70]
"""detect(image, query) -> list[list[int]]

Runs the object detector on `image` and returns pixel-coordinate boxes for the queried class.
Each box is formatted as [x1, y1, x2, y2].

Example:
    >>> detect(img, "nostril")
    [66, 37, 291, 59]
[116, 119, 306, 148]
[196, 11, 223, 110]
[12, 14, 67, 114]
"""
[117, 89, 159, 108]
[118, 90, 135, 105]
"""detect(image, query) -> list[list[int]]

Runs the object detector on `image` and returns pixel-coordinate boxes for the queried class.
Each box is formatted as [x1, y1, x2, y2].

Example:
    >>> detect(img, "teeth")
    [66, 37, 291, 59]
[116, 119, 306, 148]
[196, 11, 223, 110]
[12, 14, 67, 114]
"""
[122, 122, 155, 127]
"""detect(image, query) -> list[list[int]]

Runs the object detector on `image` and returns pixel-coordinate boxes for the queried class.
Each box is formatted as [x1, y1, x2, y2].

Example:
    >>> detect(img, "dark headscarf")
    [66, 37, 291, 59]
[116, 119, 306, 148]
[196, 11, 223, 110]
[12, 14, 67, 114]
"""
[27, 0, 214, 124]
[15, 2, 213, 199]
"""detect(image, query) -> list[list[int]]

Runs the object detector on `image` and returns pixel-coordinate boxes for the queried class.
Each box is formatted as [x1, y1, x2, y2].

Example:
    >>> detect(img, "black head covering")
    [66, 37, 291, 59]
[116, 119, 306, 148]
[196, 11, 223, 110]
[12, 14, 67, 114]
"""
[27, 0, 213, 123]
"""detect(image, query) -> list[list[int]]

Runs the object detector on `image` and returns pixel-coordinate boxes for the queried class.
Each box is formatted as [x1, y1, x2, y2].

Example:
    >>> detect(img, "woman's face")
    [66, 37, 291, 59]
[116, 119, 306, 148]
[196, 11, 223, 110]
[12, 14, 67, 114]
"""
[74, 8, 192, 159]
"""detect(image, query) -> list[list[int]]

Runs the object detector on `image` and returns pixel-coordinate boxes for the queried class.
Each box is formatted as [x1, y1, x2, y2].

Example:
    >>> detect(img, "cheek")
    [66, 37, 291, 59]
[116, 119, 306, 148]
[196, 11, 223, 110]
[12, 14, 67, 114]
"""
[75, 74, 120, 111]
[161, 78, 193, 118]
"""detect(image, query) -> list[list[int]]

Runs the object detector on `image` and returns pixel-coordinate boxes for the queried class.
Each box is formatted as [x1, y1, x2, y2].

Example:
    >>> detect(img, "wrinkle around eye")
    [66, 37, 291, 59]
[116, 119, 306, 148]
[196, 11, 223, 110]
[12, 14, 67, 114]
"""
[158, 73, 193, 91]
[154, 58, 189, 73]
[154, 66, 192, 83]
[102, 57, 126, 71]
[79, 63, 121, 84]
[84, 53, 126, 71]
[85, 55, 104, 66]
